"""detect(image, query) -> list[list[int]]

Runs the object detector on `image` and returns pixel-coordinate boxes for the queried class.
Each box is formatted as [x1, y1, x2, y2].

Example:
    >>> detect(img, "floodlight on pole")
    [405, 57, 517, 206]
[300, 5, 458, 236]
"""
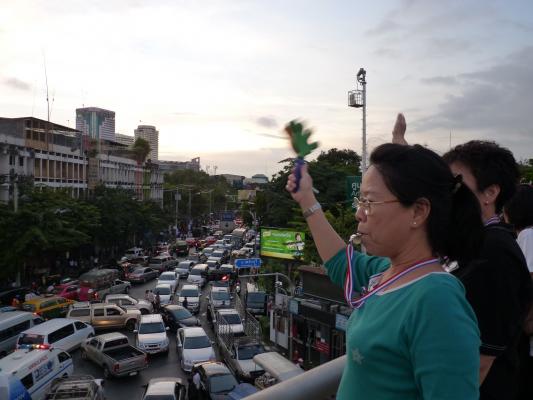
[348, 67, 367, 173]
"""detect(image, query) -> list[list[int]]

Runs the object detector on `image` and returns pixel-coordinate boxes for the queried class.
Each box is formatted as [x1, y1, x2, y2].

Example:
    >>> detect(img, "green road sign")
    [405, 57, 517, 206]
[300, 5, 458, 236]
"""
[347, 176, 362, 209]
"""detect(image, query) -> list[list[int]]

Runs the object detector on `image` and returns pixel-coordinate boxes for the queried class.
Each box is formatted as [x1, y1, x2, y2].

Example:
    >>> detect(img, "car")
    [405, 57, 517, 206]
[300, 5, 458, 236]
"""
[129, 267, 158, 284]
[174, 240, 189, 256]
[176, 327, 216, 372]
[141, 377, 187, 400]
[104, 293, 153, 314]
[0, 286, 29, 306]
[54, 278, 79, 291]
[157, 271, 179, 293]
[204, 236, 217, 246]
[214, 309, 244, 336]
[46, 375, 105, 400]
[175, 260, 195, 278]
[154, 284, 174, 306]
[17, 318, 94, 352]
[135, 314, 169, 355]
[189, 361, 238, 399]
[160, 304, 199, 331]
[229, 338, 266, 381]
[21, 296, 75, 319]
[199, 247, 215, 262]
[211, 249, 230, 264]
[51, 284, 80, 301]
[149, 255, 177, 273]
[178, 285, 201, 314]
[206, 258, 220, 272]
[209, 287, 232, 309]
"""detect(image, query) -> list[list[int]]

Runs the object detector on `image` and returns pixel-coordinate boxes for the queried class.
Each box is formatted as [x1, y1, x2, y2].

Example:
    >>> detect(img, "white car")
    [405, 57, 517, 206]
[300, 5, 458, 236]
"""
[215, 309, 244, 336]
[142, 377, 186, 400]
[104, 294, 153, 314]
[176, 327, 216, 372]
[157, 271, 179, 293]
[135, 314, 169, 354]
[209, 287, 232, 309]
[154, 284, 174, 306]
[178, 285, 201, 314]
[175, 260, 195, 279]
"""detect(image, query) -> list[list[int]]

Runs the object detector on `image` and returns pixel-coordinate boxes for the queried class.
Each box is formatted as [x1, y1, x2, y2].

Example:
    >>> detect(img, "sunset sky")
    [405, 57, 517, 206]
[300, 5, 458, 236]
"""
[2, 0, 532, 176]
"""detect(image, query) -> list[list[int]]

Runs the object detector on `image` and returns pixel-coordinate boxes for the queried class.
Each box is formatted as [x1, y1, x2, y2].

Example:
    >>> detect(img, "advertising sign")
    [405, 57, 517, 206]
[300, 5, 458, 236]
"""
[260, 228, 305, 260]
[234, 258, 262, 269]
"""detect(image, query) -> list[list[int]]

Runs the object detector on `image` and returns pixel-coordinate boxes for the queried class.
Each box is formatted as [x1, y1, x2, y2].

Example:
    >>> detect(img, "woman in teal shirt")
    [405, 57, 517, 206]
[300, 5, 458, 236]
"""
[286, 143, 483, 399]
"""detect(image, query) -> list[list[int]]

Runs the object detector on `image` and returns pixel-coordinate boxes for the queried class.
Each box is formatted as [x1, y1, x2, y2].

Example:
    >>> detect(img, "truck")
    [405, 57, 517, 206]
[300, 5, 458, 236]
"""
[67, 302, 141, 331]
[212, 292, 265, 382]
[45, 375, 105, 400]
[80, 332, 148, 379]
[77, 269, 131, 301]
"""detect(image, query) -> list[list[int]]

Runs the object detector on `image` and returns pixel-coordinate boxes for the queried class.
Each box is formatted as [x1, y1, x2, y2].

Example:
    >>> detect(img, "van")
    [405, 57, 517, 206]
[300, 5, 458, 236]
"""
[148, 255, 176, 273]
[135, 314, 169, 354]
[187, 264, 208, 288]
[16, 318, 94, 352]
[124, 247, 144, 260]
[0, 348, 74, 400]
[77, 269, 120, 301]
[245, 284, 267, 316]
[0, 311, 44, 358]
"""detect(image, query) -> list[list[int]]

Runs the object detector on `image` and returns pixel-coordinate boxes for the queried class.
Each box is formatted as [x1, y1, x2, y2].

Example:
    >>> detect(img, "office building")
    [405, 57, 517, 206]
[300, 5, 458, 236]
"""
[114, 133, 135, 147]
[157, 157, 201, 173]
[134, 125, 158, 162]
[76, 107, 116, 142]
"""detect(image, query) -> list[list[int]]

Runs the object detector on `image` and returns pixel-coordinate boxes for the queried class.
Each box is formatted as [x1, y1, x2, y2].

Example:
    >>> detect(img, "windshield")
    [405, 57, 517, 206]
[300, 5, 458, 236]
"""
[190, 269, 202, 276]
[155, 287, 171, 295]
[159, 274, 175, 281]
[178, 262, 191, 269]
[238, 345, 265, 360]
[18, 333, 44, 345]
[184, 335, 211, 349]
[143, 396, 175, 400]
[171, 308, 192, 320]
[212, 292, 230, 301]
[213, 251, 224, 257]
[150, 259, 163, 264]
[22, 304, 36, 311]
[139, 322, 166, 334]
[220, 313, 241, 325]
[209, 374, 237, 394]
[248, 293, 266, 302]
[181, 289, 198, 297]
[132, 269, 145, 275]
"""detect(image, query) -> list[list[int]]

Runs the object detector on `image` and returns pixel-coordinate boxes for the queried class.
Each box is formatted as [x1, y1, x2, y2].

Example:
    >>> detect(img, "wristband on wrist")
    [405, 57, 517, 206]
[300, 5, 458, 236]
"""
[302, 202, 322, 218]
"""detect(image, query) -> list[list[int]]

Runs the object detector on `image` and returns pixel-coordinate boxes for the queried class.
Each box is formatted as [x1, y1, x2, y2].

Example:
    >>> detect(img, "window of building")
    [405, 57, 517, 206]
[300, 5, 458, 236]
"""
[9, 155, 15, 165]
[19, 156, 24, 167]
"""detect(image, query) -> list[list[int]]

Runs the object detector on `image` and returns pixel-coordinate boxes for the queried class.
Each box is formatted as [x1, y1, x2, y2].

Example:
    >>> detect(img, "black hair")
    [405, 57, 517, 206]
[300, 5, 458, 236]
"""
[442, 140, 519, 213]
[370, 143, 483, 264]
[504, 184, 533, 231]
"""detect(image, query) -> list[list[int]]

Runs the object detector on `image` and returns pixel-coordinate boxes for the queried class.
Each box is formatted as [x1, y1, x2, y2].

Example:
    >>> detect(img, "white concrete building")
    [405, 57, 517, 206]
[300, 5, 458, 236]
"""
[134, 125, 159, 162]
[114, 133, 135, 147]
[0, 117, 163, 205]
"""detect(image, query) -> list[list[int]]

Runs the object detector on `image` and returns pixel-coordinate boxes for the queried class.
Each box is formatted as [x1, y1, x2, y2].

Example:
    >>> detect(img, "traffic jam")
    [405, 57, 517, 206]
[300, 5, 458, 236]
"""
[0, 228, 301, 400]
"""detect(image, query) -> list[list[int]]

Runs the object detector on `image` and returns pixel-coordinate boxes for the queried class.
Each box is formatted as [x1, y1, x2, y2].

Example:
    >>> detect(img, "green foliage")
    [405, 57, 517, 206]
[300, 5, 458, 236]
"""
[256, 148, 360, 265]
[518, 159, 533, 183]
[132, 137, 151, 164]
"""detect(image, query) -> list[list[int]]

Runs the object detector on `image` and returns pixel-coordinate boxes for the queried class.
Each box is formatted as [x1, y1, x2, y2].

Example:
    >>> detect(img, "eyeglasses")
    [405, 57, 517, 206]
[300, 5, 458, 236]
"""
[353, 197, 400, 216]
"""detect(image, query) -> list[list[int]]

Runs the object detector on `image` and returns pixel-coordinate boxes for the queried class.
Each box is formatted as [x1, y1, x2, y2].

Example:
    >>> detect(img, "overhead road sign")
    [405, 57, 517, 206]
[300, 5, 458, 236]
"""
[234, 258, 262, 269]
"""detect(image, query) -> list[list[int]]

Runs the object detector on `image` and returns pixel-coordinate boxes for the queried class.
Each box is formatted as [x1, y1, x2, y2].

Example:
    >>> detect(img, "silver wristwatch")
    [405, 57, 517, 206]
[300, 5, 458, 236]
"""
[302, 202, 322, 218]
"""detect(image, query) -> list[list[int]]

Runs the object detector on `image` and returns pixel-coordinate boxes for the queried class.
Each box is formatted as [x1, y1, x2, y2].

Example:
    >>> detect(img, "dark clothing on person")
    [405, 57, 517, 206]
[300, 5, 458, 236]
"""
[182, 297, 188, 310]
[453, 223, 533, 400]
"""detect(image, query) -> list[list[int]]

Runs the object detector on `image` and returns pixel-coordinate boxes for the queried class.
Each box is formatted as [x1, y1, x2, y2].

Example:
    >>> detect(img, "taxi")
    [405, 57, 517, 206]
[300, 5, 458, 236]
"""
[21, 295, 75, 319]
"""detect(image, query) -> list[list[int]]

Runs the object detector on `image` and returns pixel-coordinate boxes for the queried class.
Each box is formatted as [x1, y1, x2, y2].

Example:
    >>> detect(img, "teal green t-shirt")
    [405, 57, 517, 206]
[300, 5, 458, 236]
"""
[325, 249, 480, 400]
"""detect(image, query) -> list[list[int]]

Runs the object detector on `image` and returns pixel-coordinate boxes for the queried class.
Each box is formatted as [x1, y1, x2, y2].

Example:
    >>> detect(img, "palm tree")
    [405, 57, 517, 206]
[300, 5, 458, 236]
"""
[132, 138, 151, 164]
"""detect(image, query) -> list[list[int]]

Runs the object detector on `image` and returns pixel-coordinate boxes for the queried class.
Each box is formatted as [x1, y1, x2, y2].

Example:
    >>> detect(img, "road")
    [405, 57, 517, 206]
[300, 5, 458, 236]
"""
[72, 259, 220, 400]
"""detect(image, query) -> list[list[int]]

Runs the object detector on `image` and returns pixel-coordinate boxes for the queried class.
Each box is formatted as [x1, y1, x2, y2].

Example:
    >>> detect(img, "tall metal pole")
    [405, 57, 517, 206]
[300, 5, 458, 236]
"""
[188, 188, 192, 234]
[175, 188, 179, 236]
[274, 272, 279, 347]
[358, 68, 367, 173]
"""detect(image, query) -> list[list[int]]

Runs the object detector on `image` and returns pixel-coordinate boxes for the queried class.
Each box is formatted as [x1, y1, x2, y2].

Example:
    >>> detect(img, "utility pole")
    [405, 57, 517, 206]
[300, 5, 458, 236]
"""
[188, 188, 192, 234]
[175, 188, 179, 237]
[348, 67, 367, 173]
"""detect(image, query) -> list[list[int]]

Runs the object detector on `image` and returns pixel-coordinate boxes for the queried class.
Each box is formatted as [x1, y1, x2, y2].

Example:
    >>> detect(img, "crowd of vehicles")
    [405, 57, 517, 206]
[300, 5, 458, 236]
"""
[0, 229, 293, 399]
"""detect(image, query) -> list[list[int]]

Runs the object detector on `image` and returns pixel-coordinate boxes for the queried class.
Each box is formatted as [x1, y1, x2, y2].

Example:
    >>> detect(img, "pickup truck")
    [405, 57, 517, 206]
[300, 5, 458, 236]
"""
[67, 302, 141, 331]
[80, 332, 148, 378]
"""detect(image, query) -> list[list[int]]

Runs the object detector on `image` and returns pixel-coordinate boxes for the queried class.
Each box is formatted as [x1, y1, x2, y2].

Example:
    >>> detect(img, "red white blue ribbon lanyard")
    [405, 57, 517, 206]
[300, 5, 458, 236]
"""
[484, 215, 500, 227]
[344, 243, 439, 309]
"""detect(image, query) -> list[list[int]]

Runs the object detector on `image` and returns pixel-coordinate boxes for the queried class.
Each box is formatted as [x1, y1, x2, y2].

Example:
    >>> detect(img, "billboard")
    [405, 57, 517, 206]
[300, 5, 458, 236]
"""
[260, 228, 305, 260]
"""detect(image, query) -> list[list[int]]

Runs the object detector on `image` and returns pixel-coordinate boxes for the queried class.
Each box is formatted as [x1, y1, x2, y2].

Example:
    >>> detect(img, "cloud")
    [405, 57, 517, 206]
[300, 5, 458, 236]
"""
[365, 19, 402, 36]
[412, 46, 533, 156]
[4, 77, 31, 91]
[256, 116, 278, 129]
[425, 37, 471, 57]
[373, 47, 400, 58]
[421, 75, 458, 86]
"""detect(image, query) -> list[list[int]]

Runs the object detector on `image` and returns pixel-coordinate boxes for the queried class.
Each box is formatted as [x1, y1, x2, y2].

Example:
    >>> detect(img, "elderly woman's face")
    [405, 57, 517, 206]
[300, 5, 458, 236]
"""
[356, 166, 413, 258]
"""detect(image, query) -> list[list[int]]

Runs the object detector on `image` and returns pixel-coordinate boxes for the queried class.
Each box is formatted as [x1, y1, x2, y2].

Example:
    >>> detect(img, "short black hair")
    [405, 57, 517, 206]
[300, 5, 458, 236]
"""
[370, 143, 483, 263]
[504, 184, 533, 231]
[442, 140, 519, 213]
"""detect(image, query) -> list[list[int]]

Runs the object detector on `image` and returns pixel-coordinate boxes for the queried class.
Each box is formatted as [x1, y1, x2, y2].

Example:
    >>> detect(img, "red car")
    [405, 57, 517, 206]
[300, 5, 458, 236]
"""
[204, 236, 217, 246]
[186, 237, 201, 248]
[52, 284, 79, 300]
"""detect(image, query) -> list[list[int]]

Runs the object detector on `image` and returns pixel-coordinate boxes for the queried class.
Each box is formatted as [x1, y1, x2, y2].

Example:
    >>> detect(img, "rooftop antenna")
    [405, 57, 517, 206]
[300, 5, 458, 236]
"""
[213, 165, 218, 176]
[43, 53, 51, 123]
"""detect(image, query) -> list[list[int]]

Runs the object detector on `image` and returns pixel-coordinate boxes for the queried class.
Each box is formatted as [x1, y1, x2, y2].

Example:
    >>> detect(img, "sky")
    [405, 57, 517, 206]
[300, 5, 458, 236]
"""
[1, 0, 532, 176]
